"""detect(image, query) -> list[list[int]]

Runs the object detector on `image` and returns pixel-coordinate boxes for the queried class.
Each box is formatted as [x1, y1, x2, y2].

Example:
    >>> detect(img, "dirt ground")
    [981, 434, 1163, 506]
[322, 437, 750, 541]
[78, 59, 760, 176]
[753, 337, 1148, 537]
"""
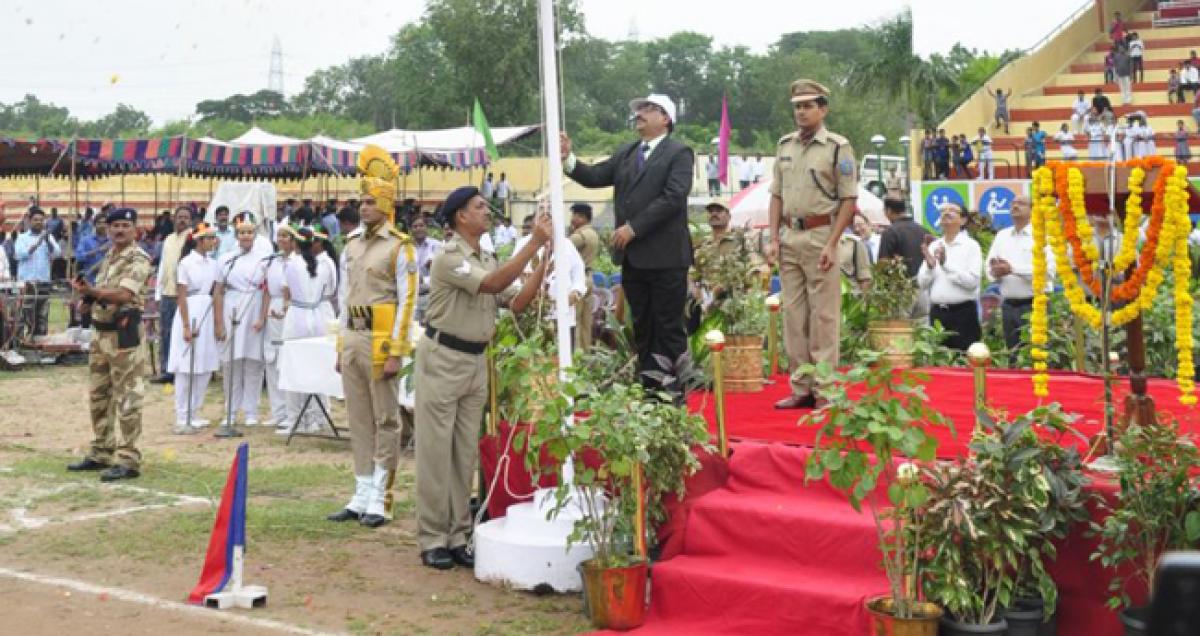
[0, 364, 591, 636]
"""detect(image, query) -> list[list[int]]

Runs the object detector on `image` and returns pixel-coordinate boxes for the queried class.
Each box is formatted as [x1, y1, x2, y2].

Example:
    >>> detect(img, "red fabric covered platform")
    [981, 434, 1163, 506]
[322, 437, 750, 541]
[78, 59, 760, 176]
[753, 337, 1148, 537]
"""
[691, 367, 1199, 455]
[580, 369, 1197, 636]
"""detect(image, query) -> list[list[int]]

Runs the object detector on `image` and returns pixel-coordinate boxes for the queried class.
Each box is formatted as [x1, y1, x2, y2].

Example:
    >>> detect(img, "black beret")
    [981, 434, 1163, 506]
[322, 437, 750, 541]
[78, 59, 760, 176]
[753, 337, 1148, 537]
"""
[438, 186, 480, 227]
[106, 207, 137, 224]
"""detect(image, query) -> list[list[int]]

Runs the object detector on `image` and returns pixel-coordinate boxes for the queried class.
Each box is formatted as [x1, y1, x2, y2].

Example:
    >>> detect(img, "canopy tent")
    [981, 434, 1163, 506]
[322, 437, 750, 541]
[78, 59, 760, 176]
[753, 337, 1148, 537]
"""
[729, 179, 888, 229]
[0, 123, 540, 180]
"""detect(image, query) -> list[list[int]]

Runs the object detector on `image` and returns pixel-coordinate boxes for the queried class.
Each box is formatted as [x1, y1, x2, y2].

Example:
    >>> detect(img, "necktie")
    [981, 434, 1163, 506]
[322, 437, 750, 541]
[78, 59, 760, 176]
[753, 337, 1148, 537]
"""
[636, 142, 650, 171]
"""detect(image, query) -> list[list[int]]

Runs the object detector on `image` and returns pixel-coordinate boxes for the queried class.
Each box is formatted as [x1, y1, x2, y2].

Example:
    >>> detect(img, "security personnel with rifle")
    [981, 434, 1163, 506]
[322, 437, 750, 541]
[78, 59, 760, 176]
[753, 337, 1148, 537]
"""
[66, 207, 152, 482]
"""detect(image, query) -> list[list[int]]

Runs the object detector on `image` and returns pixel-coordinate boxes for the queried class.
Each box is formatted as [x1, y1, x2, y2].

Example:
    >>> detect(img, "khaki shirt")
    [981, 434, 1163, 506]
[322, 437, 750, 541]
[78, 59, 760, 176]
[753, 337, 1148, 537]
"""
[341, 224, 418, 351]
[92, 244, 152, 323]
[426, 234, 519, 343]
[569, 224, 601, 270]
[770, 126, 858, 220]
[838, 234, 873, 285]
[157, 231, 187, 298]
[693, 231, 748, 283]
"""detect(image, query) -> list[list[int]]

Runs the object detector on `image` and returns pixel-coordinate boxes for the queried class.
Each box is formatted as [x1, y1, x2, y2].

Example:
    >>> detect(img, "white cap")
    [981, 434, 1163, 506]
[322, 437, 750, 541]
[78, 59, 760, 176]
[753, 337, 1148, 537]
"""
[629, 93, 677, 124]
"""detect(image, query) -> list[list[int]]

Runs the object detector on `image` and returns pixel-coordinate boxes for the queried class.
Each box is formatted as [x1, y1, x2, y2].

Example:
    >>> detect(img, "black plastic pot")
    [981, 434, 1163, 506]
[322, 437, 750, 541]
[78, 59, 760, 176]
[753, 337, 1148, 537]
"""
[1120, 606, 1148, 636]
[1005, 596, 1057, 636]
[939, 615, 1009, 635]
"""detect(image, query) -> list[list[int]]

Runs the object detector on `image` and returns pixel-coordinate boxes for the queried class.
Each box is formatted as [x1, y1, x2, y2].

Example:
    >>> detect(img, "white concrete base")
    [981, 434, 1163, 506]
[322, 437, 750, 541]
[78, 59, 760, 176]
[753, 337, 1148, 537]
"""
[204, 584, 268, 610]
[474, 488, 601, 592]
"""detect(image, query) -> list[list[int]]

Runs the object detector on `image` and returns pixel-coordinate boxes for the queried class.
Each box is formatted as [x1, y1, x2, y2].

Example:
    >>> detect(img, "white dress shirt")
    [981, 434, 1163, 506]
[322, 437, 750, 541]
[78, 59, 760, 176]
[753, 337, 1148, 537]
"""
[863, 233, 880, 263]
[512, 234, 588, 327]
[985, 224, 1056, 300]
[917, 232, 982, 305]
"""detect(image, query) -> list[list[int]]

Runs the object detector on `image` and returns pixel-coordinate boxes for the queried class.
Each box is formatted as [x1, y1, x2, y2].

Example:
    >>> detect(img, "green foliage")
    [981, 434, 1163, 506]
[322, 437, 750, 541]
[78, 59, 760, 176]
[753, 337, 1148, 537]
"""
[521, 362, 712, 568]
[864, 257, 918, 322]
[691, 229, 768, 336]
[970, 404, 1092, 616]
[800, 360, 951, 618]
[1090, 421, 1200, 611]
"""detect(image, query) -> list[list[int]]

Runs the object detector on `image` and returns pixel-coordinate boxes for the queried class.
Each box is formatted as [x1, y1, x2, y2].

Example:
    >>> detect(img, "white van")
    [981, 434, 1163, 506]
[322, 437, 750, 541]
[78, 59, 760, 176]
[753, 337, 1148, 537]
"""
[859, 155, 906, 197]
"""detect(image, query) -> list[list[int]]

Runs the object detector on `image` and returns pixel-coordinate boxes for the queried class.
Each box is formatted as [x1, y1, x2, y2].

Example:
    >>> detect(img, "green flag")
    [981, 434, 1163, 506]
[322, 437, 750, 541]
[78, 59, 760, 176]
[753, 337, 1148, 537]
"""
[473, 98, 499, 162]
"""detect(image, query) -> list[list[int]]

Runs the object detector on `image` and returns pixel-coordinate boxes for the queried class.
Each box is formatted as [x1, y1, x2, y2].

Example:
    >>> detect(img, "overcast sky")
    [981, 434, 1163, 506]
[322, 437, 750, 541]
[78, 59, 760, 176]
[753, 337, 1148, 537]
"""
[1, 0, 1088, 125]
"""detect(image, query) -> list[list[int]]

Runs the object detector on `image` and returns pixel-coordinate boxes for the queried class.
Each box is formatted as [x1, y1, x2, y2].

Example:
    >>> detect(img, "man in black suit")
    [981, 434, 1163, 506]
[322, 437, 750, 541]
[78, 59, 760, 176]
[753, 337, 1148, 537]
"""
[561, 93, 695, 392]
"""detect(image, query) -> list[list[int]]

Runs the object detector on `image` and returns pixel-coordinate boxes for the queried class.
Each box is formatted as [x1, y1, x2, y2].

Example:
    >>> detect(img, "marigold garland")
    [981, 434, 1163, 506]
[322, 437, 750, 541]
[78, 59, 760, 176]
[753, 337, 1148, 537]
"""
[1031, 159, 1195, 405]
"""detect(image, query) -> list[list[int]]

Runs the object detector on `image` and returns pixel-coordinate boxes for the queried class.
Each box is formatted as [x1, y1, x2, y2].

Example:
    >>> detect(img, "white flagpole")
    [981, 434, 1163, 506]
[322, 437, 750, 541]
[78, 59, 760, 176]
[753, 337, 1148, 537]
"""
[538, 0, 574, 485]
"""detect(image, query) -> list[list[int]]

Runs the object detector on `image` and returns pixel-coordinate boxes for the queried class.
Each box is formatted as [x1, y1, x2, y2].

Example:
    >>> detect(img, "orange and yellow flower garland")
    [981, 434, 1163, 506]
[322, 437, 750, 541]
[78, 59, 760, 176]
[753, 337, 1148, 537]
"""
[1029, 160, 1195, 404]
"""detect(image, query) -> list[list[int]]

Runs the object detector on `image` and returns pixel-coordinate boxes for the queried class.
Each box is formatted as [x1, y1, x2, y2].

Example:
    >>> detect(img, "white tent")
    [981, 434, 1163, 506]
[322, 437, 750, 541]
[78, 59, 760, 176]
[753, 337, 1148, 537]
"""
[352, 125, 540, 152]
[230, 127, 305, 146]
[728, 179, 888, 229]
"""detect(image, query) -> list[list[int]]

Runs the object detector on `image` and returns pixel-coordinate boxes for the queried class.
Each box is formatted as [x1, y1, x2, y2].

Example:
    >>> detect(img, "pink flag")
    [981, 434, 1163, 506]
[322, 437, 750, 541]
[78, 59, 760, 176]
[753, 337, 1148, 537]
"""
[718, 93, 731, 185]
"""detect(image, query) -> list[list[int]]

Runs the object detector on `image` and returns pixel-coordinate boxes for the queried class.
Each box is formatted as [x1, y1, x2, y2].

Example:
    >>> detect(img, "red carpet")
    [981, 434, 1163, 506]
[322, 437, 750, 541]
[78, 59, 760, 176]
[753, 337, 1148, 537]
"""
[580, 369, 1197, 636]
[692, 367, 1200, 456]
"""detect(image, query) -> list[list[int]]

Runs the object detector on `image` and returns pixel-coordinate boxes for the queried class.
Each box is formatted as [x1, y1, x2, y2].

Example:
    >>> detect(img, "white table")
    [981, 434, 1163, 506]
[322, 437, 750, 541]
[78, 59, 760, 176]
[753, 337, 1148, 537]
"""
[278, 336, 344, 398]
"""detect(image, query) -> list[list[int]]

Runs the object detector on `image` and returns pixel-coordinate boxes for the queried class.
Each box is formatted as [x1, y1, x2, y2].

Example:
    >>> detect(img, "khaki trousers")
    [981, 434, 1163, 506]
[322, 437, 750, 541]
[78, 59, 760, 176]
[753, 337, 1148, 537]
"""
[778, 224, 841, 396]
[87, 331, 146, 469]
[414, 334, 487, 551]
[340, 330, 401, 476]
[575, 281, 593, 352]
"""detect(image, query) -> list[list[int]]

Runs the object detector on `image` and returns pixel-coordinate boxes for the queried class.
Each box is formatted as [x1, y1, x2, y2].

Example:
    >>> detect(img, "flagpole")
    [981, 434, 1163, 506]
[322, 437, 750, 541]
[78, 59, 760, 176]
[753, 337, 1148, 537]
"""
[538, 0, 574, 485]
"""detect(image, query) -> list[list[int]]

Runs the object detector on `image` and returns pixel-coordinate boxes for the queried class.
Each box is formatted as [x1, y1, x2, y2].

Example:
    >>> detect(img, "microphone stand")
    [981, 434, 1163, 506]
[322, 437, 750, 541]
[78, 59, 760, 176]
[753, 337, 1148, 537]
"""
[216, 254, 246, 439]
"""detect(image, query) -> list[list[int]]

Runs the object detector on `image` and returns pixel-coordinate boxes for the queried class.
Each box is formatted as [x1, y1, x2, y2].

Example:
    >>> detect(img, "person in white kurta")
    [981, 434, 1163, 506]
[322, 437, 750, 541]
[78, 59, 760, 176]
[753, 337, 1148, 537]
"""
[261, 227, 293, 429]
[512, 228, 588, 333]
[1054, 125, 1078, 161]
[214, 219, 272, 427]
[167, 227, 221, 433]
[281, 230, 335, 433]
[1086, 117, 1108, 160]
[1134, 119, 1156, 158]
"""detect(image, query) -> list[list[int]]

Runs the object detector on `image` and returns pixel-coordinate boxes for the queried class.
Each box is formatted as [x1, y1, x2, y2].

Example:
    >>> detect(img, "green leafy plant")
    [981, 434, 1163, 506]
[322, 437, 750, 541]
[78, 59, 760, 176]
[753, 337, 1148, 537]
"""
[971, 404, 1092, 617]
[918, 455, 1032, 626]
[523, 374, 712, 567]
[864, 256, 918, 322]
[1090, 420, 1200, 610]
[800, 359, 952, 619]
[691, 228, 767, 337]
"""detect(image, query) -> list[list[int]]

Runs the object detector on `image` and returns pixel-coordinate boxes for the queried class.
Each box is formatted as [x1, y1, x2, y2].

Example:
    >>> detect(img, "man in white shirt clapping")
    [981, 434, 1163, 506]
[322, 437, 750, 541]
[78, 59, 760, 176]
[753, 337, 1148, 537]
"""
[986, 196, 1054, 351]
[918, 203, 982, 352]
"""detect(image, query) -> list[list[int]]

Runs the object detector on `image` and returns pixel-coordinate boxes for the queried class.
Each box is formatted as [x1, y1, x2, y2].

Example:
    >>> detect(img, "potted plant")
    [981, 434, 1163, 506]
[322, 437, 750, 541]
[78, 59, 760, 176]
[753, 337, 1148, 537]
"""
[972, 404, 1092, 636]
[864, 256, 919, 368]
[800, 359, 952, 634]
[691, 228, 768, 392]
[523, 367, 712, 630]
[1090, 421, 1200, 636]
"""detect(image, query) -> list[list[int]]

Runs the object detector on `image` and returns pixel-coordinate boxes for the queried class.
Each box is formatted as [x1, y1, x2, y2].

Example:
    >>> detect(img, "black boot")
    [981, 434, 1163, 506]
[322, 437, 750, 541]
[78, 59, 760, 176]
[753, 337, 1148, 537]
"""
[326, 508, 361, 522]
[67, 457, 109, 471]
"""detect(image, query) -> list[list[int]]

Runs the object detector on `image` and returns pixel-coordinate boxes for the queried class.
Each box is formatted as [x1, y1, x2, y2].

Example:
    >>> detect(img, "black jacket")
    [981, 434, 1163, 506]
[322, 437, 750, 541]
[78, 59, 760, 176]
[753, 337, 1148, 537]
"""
[568, 136, 695, 270]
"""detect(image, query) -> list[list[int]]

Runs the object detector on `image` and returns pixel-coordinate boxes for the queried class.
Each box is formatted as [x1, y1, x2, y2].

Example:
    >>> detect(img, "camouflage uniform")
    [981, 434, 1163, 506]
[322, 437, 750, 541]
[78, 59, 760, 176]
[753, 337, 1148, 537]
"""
[86, 243, 152, 470]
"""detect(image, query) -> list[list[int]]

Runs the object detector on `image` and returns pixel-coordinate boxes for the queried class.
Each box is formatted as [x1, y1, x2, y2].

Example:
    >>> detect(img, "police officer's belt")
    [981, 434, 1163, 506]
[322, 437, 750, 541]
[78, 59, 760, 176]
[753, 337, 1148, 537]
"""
[93, 321, 119, 332]
[347, 305, 375, 331]
[425, 326, 487, 355]
[788, 213, 833, 231]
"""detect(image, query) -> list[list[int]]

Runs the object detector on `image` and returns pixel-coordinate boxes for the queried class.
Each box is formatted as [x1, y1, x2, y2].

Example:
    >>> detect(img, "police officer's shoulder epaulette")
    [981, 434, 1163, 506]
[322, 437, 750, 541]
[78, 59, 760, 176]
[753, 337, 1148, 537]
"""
[826, 131, 851, 147]
[442, 239, 464, 254]
[387, 227, 412, 243]
[778, 132, 798, 145]
[126, 246, 152, 263]
[346, 227, 365, 240]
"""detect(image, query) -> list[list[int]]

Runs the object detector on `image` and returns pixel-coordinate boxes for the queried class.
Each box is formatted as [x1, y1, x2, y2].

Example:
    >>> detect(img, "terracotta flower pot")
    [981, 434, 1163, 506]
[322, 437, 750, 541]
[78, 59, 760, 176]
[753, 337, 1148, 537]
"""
[580, 558, 648, 630]
[864, 595, 942, 636]
[724, 334, 765, 393]
[867, 320, 915, 368]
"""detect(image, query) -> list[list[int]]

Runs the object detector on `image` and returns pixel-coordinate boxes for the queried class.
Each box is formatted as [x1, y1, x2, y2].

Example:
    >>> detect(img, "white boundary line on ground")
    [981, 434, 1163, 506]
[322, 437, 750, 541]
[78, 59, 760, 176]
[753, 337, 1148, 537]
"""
[0, 480, 212, 533]
[0, 566, 344, 636]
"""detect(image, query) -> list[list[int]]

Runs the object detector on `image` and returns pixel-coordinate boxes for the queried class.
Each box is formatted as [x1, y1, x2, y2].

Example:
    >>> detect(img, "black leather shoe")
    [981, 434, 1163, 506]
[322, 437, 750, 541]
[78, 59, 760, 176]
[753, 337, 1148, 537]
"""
[326, 508, 361, 522]
[99, 465, 140, 482]
[67, 457, 109, 471]
[421, 548, 454, 570]
[774, 393, 816, 409]
[149, 374, 173, 385]
[359, 513, 388, 528]
[449, 545, 474, 567]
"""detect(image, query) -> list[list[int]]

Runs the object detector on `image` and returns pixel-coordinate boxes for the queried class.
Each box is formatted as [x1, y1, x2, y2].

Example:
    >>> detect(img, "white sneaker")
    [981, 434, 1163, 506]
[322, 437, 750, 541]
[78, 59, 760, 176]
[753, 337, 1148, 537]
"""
[190, 419, 211, 429]
[173, 422, 199, 435]
[244, 418, 260, 427]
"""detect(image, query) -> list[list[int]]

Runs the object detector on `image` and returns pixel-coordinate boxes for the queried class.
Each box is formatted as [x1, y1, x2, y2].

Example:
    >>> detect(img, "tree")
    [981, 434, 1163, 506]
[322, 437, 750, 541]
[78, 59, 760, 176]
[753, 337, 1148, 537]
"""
[196, 90, 289, 124]
[85, 104, 152, 137]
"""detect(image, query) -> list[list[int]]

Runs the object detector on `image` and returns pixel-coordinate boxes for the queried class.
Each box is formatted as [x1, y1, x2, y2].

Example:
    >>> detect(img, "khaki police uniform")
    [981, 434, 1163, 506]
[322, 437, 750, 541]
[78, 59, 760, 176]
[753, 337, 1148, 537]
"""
[337, 222, 418, 520]
[415, 234, 518, 551]
[86, 244, 152, 469]
[772, 80, 857, 397]
[838, 234, 873, 291]
[569, 223, 601, 350]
